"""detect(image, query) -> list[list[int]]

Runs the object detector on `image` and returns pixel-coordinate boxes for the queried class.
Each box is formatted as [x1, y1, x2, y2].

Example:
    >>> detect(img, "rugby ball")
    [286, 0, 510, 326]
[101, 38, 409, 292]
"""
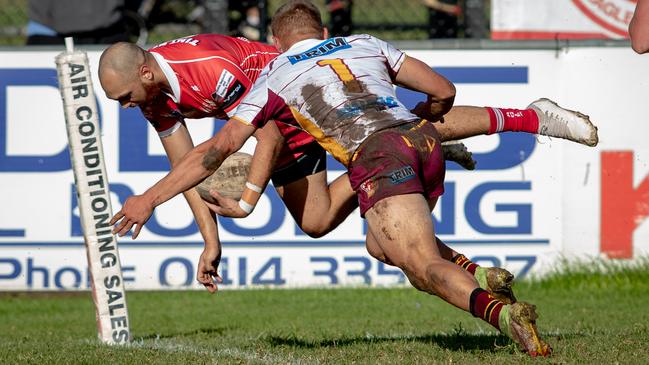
[195, 152, 252, 203]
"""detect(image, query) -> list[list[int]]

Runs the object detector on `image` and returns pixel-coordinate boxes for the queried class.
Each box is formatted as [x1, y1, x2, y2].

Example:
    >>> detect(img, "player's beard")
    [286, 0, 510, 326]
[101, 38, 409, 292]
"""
[142, 81, 164, 103]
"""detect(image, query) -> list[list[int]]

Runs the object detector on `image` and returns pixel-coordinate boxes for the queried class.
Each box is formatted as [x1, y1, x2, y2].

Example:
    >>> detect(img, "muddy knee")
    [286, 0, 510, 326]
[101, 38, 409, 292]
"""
[366, 243, 392, 265]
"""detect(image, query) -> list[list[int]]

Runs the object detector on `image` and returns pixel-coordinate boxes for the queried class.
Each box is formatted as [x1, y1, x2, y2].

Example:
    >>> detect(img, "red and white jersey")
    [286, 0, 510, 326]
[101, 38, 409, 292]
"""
[140, 34, 316, 167]
[142, 34, 278, 136]
[232, 34, 419, 166]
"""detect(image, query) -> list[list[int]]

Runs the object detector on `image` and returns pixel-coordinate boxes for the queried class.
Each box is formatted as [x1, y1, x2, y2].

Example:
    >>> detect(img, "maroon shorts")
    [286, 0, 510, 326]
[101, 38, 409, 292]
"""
[348, 120, 446, 216]
[271, 142, 326, 186]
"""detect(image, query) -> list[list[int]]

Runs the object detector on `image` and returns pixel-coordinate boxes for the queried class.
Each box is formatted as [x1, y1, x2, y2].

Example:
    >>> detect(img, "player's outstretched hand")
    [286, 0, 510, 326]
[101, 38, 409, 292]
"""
[197, 246, 223, 293]
[110, 194, 154, 239]
[203, 190, 250, 218]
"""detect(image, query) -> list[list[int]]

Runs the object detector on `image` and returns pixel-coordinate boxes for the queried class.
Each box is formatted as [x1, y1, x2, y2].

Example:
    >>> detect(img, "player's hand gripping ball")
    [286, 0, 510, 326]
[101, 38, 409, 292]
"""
[196, 152, 252, 203]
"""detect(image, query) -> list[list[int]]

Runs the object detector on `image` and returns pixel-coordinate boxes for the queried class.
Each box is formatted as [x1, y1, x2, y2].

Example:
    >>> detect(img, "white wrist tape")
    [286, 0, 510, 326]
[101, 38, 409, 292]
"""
[245, 181, 263, 193]
[238, 199, 254, 214]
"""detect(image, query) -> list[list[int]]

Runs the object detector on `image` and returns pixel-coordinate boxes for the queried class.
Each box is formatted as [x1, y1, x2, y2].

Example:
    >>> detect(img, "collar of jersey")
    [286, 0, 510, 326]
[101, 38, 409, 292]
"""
[285, 38, 322, 53]
[150, 51, 181, 103]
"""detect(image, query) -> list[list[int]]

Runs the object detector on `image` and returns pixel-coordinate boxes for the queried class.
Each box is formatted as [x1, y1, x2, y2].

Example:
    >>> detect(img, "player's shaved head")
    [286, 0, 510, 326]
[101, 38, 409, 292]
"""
[271, 0, 324, 48]
[99, 42, 160, 108]
[99, 42, 146, 84]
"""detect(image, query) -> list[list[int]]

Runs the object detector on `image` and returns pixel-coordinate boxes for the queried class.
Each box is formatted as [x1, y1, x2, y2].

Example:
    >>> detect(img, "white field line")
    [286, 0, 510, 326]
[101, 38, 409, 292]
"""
[127, 338, 315, 365]
[77, 328, 577, 363]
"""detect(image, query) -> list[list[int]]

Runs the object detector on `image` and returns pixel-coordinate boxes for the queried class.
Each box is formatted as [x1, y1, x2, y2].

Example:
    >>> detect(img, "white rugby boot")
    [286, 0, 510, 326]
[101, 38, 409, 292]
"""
[527, 98, 599, 147]
[442, 140, 476, 170]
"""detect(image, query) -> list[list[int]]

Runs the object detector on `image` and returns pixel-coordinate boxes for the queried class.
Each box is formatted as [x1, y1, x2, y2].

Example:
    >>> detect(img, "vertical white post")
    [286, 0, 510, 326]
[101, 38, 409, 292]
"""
[55, 37, 131, 344]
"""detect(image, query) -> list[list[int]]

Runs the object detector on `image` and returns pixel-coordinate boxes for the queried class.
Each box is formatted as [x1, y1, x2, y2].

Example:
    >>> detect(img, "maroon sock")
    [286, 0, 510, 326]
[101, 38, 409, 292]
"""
[469, 288, 504, 330]
[451, 254, 479, 275]
[486, 107, 539, 134]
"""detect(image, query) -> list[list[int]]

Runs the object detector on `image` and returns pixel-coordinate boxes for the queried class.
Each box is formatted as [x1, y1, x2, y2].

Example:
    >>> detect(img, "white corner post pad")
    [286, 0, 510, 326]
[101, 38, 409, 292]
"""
[55, 41, 131, 345]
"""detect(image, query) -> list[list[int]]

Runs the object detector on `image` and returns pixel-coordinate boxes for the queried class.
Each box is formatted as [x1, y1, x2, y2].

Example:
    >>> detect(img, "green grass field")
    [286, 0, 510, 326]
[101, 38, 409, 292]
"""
[2, 261, 649, 364]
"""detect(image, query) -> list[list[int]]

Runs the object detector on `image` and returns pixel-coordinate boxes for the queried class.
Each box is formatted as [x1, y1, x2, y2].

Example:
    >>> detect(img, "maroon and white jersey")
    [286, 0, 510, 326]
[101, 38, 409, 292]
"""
[232, 34, 419, 166]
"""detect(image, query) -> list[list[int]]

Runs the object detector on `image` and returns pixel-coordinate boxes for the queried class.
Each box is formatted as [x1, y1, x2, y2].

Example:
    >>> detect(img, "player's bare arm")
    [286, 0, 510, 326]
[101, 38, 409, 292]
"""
[630, 0, 649, 54]
[110, 119, 258, 239]
[160, 125, 219, 246]
[158, 123, 224, 292]
[394, 55, 456, 119]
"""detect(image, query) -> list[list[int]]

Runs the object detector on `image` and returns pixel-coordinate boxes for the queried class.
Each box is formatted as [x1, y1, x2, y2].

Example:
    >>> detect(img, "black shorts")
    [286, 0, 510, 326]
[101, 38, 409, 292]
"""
[271, 143, 327, 187]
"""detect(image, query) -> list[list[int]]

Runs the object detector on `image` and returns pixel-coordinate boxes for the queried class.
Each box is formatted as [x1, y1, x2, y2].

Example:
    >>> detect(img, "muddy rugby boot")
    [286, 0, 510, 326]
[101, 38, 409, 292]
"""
[475, 267, 517, 305]
[442, 140, 476, 170]
[500, 302, 552, 357]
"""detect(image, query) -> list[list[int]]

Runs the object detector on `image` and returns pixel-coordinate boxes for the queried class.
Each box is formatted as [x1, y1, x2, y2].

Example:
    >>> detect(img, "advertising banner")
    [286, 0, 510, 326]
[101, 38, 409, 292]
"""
[1, 46, 647, 290]
[491, 0, 636, 40]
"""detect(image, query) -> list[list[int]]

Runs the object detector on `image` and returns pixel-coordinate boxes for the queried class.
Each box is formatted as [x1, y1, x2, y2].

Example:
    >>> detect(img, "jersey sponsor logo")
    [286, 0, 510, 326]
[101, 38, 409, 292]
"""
[389, 166, 415, 185]
[287, 37, 351, 64]
[360, 178, 376, 198]
[221, 81, 248, 110]
[336, 96, 400, 119]
[214, 69, 235, 99]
